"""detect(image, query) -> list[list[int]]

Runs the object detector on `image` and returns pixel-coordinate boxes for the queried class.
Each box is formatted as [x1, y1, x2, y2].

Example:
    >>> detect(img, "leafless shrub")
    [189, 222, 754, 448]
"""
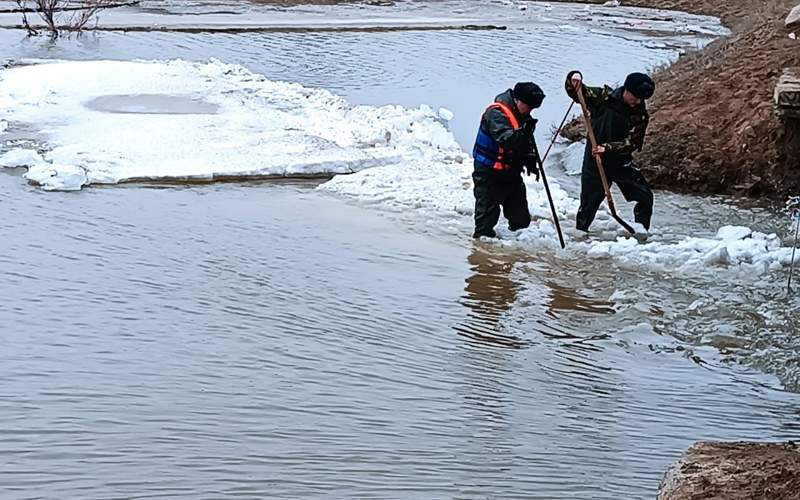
[14, 0, 136, 37]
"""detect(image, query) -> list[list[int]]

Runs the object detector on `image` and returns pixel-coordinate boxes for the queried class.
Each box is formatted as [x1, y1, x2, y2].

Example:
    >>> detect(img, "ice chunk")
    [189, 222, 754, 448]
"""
[24, 164, 87, 191]
[716, 225, 753, 241]
[703, 245, 730, 266]
[0, 148, 45, 167]
[687, 299, 707, 311]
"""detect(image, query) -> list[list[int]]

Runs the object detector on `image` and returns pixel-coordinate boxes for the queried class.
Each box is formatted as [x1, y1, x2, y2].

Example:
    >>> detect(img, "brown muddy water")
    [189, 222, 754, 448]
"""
[0, 1, 799, 499]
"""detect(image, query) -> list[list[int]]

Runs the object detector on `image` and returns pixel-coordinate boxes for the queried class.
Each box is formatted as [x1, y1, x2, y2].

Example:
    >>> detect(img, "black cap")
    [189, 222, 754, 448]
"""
[513, 82, 546, 108]
[624, 72, 655, 100]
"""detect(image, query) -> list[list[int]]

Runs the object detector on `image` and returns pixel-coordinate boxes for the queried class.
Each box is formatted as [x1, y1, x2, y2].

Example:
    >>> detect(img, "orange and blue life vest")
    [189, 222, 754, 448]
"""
[472, 101, 520, 171]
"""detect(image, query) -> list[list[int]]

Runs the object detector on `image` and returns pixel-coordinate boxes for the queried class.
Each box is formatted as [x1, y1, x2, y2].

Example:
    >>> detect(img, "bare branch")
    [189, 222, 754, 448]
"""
[15, 0, 132, 36]
[3, 1, 138, 14]
[15, 0, 39, 35]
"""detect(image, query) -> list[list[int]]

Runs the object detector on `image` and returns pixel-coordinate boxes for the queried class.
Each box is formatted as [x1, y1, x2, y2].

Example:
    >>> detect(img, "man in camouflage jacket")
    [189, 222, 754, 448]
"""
[565, 71, 655, 233]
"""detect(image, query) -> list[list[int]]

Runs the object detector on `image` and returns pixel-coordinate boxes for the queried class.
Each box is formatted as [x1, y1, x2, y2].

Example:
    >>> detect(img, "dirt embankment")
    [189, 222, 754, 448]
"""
[560, 0, 800, 200]
[657, 441, 800, 500]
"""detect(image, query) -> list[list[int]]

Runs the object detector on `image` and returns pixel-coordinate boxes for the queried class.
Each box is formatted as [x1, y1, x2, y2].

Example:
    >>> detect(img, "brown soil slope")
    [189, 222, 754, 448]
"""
[657, 442, 800, 500]
[559, 0, 800, 199]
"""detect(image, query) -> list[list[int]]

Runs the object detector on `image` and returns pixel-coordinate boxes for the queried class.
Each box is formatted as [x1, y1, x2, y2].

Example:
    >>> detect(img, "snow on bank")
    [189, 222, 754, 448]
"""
[0, 59, 464, 190]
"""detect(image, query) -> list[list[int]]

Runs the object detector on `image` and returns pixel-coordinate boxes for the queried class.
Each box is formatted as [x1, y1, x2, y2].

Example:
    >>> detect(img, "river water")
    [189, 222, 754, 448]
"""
[1, 1, 799, 499]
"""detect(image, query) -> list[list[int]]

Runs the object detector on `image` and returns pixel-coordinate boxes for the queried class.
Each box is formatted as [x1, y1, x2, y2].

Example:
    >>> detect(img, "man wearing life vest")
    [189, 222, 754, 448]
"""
[565, 71, 655, 235]
[472, 82, 545, 239]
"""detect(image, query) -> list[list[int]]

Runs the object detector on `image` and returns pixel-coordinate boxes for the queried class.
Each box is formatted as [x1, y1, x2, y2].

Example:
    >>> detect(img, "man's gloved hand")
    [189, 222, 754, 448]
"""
[525, 163, 540, 181]
[515, 118, 538, 149]
[522, 118, 537, 136]
[523, 154, 541, 181]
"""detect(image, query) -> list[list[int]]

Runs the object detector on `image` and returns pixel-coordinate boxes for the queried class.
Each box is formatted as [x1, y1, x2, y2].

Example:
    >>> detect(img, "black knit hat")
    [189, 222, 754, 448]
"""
[513, 82, 546, 108]
[624, 72, 655, 100]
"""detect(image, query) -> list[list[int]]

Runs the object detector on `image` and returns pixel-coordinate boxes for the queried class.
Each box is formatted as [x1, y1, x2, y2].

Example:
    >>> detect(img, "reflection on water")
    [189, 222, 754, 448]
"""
[457, 244, 617, 349]
[547, 282, 616, 316]
[457, 244, 527, 348]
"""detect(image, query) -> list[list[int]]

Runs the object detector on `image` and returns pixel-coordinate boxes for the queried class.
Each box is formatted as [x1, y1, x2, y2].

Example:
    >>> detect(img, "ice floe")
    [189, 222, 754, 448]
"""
[0, 59, 465, 189]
